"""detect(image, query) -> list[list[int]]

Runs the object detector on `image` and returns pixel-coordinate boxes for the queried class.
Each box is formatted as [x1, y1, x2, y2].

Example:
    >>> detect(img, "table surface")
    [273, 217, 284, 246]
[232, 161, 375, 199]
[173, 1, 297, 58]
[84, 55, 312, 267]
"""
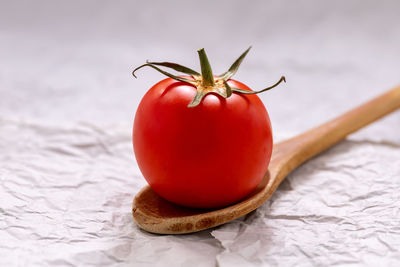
[1, 1, 400, 266]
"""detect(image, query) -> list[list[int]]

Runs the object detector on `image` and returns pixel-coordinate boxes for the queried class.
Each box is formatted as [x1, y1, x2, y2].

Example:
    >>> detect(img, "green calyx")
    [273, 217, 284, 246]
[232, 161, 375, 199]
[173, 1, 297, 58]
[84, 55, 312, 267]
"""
[132, 47, 286, 108]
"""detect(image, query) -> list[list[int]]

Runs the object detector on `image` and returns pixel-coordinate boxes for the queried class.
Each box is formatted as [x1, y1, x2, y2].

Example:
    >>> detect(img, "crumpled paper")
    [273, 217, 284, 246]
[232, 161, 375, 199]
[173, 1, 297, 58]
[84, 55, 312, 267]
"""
[1, 116, 399, 266]
[0, 119, 223, 267]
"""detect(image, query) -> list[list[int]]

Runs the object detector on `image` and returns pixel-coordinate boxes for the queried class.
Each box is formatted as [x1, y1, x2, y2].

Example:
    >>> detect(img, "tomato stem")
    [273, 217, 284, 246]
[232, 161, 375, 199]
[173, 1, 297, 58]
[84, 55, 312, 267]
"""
[132, 47, 286, 108]
[197, 48, 215, 87]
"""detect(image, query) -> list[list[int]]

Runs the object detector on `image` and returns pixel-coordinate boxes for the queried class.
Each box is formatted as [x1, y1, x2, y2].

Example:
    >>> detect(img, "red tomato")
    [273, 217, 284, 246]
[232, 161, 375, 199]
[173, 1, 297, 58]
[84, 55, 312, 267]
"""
[133, 78, 273, 208]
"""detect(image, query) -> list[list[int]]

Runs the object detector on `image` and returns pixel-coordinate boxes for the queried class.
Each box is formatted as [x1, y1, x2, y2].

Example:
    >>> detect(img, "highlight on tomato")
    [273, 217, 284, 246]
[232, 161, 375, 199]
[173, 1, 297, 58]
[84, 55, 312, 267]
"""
[132, 47, 285, 208]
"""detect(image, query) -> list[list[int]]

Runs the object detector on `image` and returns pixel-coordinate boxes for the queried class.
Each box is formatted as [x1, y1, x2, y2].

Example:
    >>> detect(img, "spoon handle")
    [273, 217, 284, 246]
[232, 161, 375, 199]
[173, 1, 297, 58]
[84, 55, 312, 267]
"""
[271, 85, 400, 181]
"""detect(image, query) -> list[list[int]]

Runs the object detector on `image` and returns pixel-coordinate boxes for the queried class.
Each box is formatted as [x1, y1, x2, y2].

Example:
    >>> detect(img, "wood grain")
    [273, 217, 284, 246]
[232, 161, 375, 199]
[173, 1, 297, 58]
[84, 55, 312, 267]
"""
[132, 86, 400, 234]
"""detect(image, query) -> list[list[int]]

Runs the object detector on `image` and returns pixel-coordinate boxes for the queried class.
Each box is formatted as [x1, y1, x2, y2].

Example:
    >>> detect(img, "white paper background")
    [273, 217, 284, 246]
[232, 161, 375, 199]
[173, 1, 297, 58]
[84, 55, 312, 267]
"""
[1, 1, 400, 266]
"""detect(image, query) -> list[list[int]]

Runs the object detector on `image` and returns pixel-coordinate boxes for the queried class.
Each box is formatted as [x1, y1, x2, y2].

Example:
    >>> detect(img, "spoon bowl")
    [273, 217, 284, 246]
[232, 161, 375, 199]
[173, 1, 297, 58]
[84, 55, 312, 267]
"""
[132, 86, 400, 234]
[132, 169, 270, 234]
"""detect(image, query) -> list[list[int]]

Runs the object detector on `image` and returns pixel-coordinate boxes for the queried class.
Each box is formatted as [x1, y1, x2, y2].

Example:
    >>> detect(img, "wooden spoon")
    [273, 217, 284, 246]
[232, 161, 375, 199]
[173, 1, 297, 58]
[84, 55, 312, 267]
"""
[132, 86, 400, 234]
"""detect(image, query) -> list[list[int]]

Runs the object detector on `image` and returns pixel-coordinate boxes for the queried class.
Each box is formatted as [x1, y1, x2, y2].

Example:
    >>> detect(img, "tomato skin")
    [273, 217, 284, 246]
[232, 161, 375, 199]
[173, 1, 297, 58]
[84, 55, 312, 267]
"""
[133, 78, 273, 208]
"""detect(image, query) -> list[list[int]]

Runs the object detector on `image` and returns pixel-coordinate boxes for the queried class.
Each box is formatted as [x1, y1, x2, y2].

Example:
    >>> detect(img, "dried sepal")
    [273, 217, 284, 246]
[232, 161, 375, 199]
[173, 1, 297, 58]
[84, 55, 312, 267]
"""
[223, 80, 233, 97]
[232, 76, 286, 95]
[145, 61, 200, 77]
[132, 63, 195, 84]
[188, 90, 207, 108]
[219, 47, 251, 81]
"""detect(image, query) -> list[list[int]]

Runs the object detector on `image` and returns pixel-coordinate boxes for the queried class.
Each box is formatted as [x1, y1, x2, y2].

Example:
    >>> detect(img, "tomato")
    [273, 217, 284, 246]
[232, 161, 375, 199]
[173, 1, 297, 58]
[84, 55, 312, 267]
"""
[132, 48, 284, 208]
